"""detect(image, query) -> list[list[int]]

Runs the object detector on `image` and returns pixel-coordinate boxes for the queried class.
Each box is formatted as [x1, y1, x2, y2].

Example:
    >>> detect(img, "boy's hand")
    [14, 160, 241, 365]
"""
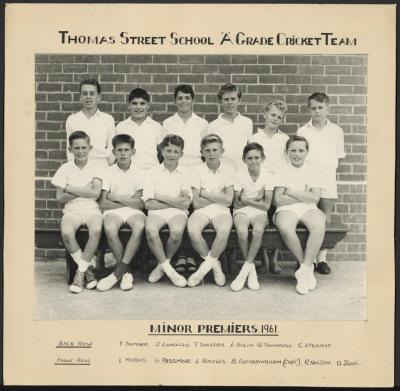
[239, 191, 248, 203]
[134, 189, 143, 198]
[107, 192, 116, 202]
[180, 189, 191, 198]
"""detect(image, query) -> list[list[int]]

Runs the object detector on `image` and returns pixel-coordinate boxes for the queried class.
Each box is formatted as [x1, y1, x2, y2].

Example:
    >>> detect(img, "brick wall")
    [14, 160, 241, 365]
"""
[35, 54, 367, 262]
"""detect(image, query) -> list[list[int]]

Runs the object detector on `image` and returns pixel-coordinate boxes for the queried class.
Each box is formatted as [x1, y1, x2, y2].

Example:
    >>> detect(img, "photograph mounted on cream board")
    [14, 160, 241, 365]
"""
[4, 3, 396, 387]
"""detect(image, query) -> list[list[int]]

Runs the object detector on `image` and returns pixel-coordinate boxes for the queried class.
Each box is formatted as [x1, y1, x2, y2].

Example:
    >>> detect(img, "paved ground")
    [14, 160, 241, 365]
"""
[34, 260, 366, 321]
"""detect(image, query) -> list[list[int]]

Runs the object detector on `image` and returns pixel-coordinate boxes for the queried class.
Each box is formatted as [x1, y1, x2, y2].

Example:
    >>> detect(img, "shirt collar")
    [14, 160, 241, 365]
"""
[79, 109, 101, 118]
[129, 116, 152, 126]
[172, 112, 201, 123]
[306, 118, 332, 130]
[218, 112, 242, 123]
[159, 162, 184, 174]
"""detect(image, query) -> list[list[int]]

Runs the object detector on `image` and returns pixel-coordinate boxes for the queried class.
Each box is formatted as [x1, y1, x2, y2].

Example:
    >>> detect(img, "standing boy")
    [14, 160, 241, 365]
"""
[297, 92, 345, 274]
[97, 134, 146, 292]
[162, 84, 208, 169]
[66, 79, 115, 169]
[51, 131, 103, 293]
[143, 135, 191, 288]
[116, 88, 162, 171]
[207, 83, 253, 170]
[249, 100, 289, 274]
[187, 134, 234, 287]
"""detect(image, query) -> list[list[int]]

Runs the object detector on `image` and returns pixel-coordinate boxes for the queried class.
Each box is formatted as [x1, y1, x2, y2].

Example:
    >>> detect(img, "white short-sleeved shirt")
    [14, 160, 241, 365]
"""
[162, 113, 208, 169]
[249, 129, 289, 174]
[191, 162, 234, 194]
[66, 109, 115, 162]
[51, 160, 102, 214]
[234, 167, 275, 200]
[102, 163, 145, 197]
[142, 163, 191, 202]
[297, 119, 345, 170]
[273, 162, 325, 193]
[116, 116, 162, 170]
[207, 113, 253, 170]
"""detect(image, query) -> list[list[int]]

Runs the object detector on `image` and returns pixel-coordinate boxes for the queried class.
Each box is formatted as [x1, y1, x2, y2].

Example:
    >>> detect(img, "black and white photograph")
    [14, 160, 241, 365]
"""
[34, 53, 367, 320]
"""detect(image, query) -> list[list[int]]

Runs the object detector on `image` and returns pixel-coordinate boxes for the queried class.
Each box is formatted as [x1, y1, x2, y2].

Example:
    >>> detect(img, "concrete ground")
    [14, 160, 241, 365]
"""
[34, 260, 366, 320]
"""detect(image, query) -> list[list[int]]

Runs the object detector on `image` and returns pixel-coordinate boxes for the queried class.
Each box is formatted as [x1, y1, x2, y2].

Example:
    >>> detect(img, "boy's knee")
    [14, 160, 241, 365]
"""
[89, 223, 102, 237]
[310, 222, 326, 236]
[216, 226, 231, 238]
[236, 226, 248, 238]
[145, 224, 159, 240]
[131, 220, 145, 235]
[61, 226, 76, 242]
[252, 226, 265, 237]
[169, 228, 184, 242]
[277, 224, 294, 237]
[104, 220, 119, 236]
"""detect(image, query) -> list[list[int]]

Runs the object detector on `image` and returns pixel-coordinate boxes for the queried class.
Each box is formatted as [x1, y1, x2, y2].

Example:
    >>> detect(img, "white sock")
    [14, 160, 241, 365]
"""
[317, 250, 328, 263]
[71, 250, 82, 265]
[90, 256, 97, 267]
[78, 259, 89, 273]
[202, 252, 211, 262]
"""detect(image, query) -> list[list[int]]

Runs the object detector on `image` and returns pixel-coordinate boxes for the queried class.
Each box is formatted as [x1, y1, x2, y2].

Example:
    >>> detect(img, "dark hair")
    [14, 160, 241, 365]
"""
[68, 130, 90, 146]
[79, 79, 101, 94]
[217, 83, 242, 100]
[200, 133, 223, 150]
[174, 84, 194, 100]
[242, 142, 265, 159]
[160, 134, 184, 150]
[128, 88, 150, 103]
[112, 134, 135, 149]
[308, 92, 329, 105]
[286, 135, 309, 151]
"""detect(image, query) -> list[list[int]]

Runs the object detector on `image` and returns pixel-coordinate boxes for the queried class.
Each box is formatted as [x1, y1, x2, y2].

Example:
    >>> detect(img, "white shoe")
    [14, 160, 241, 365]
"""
[148, 263, 165, 283]
[294, 264, 310, 295]
[247, 263, 260, 291]
[97, 273, 118, 292]
[69, 271, 85, 294]
[161, 261, 187, 288]
[188, 259, 214, 287]
[120, 273, 134, 291]
[231, 263, 251, 292]
[307, 264, 317, 291]
[85, 266, 97, 290]
[211, 260, 226, 287]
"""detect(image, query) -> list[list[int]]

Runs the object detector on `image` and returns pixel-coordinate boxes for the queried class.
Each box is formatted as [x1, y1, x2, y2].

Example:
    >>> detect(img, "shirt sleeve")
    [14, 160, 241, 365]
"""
[223, 166, 235, 188]
[246, 118, 253, 140]
[65, 115, 74, 161]
[272, 167, 287, 188]
[51, 164, 67, 189]
[106, 115, 116, 157]
[297, 126, 305, 137]
[155, 122, 163, 144]
[181, 171, 193, 201]
[233, 172, 243, 192]
[101, 169, 110, 192]
[142, 170, 156, 201]
[190, 167, 202, 189]
[135, 169, 145, 190]
[336, 126, 346, 159]
[263, 172, 275, 191]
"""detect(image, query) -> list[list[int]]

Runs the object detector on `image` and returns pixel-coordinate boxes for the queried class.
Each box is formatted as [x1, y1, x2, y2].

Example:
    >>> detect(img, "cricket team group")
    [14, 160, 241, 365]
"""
[50, 79, 345, 296]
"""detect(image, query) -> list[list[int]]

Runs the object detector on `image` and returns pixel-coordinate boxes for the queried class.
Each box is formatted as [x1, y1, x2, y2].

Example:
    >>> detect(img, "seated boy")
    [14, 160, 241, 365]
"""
[187, 134, 234, 287]
[207, 83, 253, 170]
[143, 135, 191, 288]
[297, 92, 345, 274]
[51, 131, 103, 293]
[97, 134, 146, 291]
[66, 78, 115, 169]
[116, 87, 162, 171]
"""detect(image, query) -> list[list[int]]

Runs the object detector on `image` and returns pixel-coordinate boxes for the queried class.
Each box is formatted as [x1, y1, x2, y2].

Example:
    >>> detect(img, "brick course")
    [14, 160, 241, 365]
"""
[35, 54, 367, 262]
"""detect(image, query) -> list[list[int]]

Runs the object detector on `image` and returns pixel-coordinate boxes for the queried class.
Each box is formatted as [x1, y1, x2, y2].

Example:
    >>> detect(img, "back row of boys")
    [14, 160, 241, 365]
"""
[53, 79, 345, 295]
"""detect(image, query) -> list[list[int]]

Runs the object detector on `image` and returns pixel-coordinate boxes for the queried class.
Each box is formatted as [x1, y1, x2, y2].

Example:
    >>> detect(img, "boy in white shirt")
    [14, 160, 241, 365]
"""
[66, 79, 115, 169]
[250, 100, 289, 274]
[143, 135, 191, 288]
[97, 134, 146, 292]
[207, 83, 253, 170]
[273, 136, 326, 295]
[297, 92, 345, 275]
[116, 88, 162, 171]
[187, 134, 234, 288]
[51, 131, 103, 293]
[162, 84, 208, 169]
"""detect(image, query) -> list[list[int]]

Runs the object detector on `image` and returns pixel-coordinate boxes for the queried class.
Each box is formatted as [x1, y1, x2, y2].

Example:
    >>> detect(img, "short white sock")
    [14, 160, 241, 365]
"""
[78, 259, 89, 273]
[317, 250, 328, 263]
[71, 250, 82, 265]
[202, 252, 211, 262]
[90, 256, 97, 267]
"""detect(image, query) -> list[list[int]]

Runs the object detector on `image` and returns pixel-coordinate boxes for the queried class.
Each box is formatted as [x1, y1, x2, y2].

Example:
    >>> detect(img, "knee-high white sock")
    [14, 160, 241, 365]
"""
[70, 250, 82, 265]
[78, 259, 89, 273]
[317, 249, 328, 263]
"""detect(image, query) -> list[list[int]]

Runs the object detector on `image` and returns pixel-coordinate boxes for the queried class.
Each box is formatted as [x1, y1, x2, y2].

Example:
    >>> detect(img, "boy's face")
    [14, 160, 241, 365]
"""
[201, 141, 223, 165]
[264, 107, 285, 131]
[113, 142, 134, 165]
[308, 99, 329, 122]
[243, 149, 264, 170]
[220, 91, 240, 115]
[286, 141, 308, 167]
[68, 138, 92, 164]
[161, 143, 183, 164]
[129, 97, 150, 121]
[80, 84, 100, 111]
[175, 91, 193, 114]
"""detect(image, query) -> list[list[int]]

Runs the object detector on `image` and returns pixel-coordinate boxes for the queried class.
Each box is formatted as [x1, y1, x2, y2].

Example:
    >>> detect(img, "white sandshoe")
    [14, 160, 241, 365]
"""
[120, 273, 134, 291]
[211, 260, 226, 287]
[188, 259, 214, 287]
[247, 263, 260, 291]
[294, 264, 310, 295]
[231, 262, 252, 292]
[161, 261, 187, 288]
[148, 263, 165, 283]
[97, 273, 118, 291]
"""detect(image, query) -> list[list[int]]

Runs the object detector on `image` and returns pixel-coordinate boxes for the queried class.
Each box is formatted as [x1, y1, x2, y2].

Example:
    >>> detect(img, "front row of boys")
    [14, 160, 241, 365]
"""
[52, 128, 326, 296]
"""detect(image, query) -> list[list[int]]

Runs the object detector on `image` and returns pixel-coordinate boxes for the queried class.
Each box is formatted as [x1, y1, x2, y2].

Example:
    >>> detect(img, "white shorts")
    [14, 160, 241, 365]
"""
[320, 168, 337, 199]
[273, 203, 324, 224]
[62, 208, 102, 226]
[103, 207, 145, 223]
[233, 206, 267, 220]
[148, 208, 188, 223]
[191, 203, 231, 221]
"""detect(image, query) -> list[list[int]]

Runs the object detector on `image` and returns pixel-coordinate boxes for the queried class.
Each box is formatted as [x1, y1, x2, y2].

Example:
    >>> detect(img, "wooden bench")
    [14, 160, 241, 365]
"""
[35, 224, 348, 284]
